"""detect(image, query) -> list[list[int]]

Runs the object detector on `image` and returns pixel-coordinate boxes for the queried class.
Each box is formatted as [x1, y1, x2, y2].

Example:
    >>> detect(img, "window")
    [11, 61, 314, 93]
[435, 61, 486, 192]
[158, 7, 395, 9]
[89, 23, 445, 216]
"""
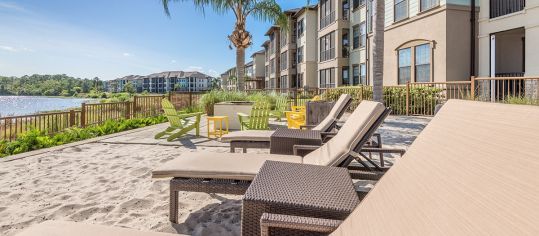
[352, 65, 359, 85]
[353, 25, 359, 49]
[367, 0, 373, 33]
[297, 46, 304, 63]
[319, 68, 335, 88]
[398, 48, 411, 84]
[297, 19, 304, 38]
[320, 32, 335, 62]
[320, 0, 335, 29]
[342, 67, 350, 86]
[360, 63, 367, 85]
[265, 65, 269, 77]
[292, 52, 297, 68]
[343, 0, 350, 20]
[298, 73, 304, 88]
[394, 0, 408, 22]
[415, 44, 431, 82]
[280, 75, 288, 88]
[353, 0, 365, 9]
[360, 23, 366, 48]
[270, 59, 275, 74]
[281, 29, 287, 48]
[280, 52, 288, 71]
[420, 0, 438, 12]
[342, 30, 349, 58]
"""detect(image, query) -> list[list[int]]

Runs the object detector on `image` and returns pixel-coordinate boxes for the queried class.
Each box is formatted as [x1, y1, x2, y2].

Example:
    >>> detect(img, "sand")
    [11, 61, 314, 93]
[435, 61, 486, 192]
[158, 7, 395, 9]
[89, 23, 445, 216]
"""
[0, 116, 430, 236]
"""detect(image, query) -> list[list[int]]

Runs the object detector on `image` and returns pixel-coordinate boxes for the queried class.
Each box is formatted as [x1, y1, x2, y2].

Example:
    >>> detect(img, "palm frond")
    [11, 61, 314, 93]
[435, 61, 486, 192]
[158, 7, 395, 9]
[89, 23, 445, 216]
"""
[246, 0, 287, 28]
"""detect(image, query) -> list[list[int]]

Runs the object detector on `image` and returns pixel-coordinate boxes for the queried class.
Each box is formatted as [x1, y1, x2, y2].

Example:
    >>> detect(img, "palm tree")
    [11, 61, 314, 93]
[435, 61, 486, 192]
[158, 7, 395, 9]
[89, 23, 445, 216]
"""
[372, 0, 384, 103]
[161, 0, 287, 91]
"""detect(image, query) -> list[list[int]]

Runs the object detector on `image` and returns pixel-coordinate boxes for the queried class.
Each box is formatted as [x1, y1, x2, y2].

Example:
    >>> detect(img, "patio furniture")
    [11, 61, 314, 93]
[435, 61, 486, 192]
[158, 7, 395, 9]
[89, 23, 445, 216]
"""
[154, 98, 202, 141]
[206, 116, 229, 138]
[259, 100, 539, 235]
[285, 109, 305, 129]
[154, 101, 404, 223]
[269, 96, 289, 121]
[222, 94, 352, 153]
[242, 161, 359, 236]
[269, 128, 322, 155]
[238, 102, 271, 130]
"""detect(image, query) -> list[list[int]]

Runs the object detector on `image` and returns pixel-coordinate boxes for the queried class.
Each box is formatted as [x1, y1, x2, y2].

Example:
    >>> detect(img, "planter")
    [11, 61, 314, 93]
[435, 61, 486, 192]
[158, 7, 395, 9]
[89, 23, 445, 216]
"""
[306, 101, 335, 126]
[214, 101, 253, 130]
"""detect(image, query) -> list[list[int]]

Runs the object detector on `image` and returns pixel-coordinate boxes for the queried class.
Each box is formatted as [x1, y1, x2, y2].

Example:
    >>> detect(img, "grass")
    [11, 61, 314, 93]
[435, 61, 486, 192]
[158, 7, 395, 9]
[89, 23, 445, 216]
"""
[0, 115, 167, 157]
[199, 90, 287, 115]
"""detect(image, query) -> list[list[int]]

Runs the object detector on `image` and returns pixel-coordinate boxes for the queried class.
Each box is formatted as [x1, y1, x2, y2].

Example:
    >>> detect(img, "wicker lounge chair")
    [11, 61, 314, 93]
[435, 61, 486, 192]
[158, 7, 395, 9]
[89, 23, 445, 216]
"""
[259, 100, 539, 235]
[154, 101, 403, 223]
[222, 94, 353, 153]
[154, 98, 202, 141]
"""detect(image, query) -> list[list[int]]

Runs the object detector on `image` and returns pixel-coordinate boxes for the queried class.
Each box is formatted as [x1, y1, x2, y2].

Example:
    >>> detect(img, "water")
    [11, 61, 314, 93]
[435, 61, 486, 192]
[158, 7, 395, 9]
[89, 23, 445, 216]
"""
[0, 96, 96, 117]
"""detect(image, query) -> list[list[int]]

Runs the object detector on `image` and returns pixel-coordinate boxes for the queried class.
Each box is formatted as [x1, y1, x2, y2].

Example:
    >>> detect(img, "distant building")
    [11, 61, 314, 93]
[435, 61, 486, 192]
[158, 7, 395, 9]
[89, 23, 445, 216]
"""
[109, 71, 214, 93]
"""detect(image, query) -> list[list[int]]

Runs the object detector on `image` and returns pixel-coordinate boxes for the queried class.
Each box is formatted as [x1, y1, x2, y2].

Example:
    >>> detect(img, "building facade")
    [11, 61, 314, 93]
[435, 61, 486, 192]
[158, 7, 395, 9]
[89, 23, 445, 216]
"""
[295, 6, 320, 88]
[111, 71, 213, 93]
[246, 50, 266, 89]
[266, 26, 281, 89]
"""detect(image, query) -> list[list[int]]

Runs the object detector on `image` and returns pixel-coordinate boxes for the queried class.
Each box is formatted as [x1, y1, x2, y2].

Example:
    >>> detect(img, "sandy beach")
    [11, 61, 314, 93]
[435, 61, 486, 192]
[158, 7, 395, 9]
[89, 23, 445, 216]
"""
[0, 116, 429, 236]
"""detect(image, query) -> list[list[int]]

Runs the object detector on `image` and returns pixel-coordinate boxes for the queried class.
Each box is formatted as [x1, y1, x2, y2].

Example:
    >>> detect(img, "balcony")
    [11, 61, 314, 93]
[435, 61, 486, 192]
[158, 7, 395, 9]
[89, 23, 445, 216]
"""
[490, 0, 525, 18]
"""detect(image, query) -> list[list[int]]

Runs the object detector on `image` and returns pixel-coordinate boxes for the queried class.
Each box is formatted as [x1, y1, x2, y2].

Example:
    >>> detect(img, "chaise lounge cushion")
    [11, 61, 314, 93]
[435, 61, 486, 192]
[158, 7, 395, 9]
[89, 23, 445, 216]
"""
[303, 101, 385, 166]
[220, 130, 274, 142]
[16, 220, 182, 236]
[330, 100, 539, 235]
[153, 152, 302, 180]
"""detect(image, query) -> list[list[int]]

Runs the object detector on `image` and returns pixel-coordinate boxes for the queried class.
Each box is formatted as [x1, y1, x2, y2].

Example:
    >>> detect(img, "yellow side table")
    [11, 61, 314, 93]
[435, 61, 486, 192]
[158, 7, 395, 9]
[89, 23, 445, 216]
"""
[207, 116, 229, 138]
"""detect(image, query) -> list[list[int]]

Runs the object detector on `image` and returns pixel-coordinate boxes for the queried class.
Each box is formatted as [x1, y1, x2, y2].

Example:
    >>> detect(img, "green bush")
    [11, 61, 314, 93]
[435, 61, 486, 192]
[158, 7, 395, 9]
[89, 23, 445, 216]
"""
[199, 90, 286, 115]
[505, 96, 539, 106]
[0, 115, 167, 158]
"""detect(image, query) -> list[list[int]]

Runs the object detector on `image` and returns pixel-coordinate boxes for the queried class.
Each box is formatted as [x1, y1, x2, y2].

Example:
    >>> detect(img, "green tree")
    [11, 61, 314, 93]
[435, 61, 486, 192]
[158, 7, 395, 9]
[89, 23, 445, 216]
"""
[161, 0, 287, 91]
[73, 86, 83, 93]
[124, 82, 136, 94]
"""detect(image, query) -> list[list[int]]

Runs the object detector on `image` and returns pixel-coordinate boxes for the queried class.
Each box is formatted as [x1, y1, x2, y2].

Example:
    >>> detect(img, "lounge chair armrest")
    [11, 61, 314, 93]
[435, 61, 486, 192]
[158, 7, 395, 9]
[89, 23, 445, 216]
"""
[237, 112, 249, 117]
[260, 213, 341, 236]
[361, 147, 406, 157]
[299, 124, 316, 130]
[320, 131, 337, 137]
[177, 112, 203, 119]
[293, 145, 320, 156]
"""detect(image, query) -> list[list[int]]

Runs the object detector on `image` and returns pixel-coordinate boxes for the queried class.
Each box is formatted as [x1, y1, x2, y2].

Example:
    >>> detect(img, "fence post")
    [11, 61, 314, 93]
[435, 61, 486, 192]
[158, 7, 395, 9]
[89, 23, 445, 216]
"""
[133, 96, 138, 118]
[69, 110, 76, 127]
[80, 103, 86, 128]
[125, 101, 131, 119]
[168, 92, 172, 102]
[470, 76, 475, 100]
[189, 91, 193, 107]
[406, 82, 410, 116]
[293, 89, 298, 106]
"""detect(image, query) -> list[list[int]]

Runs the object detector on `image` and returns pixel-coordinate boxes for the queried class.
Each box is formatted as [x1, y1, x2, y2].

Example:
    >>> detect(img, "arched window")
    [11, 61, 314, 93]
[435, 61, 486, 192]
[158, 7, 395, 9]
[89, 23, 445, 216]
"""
[396, 39, 435, 84]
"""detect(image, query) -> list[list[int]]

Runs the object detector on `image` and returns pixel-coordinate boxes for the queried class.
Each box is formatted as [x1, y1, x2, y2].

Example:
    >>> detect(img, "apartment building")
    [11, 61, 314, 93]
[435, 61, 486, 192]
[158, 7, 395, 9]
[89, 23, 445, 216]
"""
[295, 6, 319, 88]
[246, 50, 266, 89]
[278, 8, 300, 89]
[317, 0, 350, 88]
[348, 0, 371, 86]
[262, 40, 271, 89]
[266, 26, 281, 89]
[111, 71, 213, 93]
[478, 0, 537, 77]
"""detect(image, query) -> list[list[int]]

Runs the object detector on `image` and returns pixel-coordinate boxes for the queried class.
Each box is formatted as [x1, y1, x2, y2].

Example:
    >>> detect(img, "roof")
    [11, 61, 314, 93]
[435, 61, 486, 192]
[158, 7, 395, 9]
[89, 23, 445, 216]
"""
[115, 71, 213, 81]
[264, 26, 280, 36]
[294, 5, 318, 17]
[251, 49, 265, 58]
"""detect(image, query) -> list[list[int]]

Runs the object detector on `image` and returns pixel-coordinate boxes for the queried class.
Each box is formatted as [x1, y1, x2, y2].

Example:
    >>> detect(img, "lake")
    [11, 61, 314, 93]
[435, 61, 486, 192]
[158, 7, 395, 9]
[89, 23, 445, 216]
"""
[0, 96, 96, 117]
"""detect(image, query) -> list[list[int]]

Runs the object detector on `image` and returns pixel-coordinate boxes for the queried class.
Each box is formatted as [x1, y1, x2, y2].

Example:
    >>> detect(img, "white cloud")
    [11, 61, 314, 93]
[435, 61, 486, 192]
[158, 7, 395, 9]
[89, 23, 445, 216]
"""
[0, 2, 28, 13]
[122, 52, 132, 57]
[0, 45, 17, 52]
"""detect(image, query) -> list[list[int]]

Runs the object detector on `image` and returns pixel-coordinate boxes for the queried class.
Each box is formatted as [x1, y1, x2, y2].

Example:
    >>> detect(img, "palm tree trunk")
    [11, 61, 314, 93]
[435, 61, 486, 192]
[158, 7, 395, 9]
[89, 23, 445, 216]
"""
[372, 0, 385, 103]
[236, 47, 245, 91]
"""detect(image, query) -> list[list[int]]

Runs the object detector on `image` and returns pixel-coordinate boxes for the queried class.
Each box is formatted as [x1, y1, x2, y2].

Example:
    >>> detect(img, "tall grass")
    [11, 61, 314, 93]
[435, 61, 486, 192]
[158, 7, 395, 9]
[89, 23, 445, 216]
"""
[199, 90, 286, 115]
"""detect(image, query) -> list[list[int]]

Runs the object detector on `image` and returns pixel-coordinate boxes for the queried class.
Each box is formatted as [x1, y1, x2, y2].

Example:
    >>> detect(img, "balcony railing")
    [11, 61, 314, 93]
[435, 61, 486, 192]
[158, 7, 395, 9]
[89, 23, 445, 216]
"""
[320, 11, 336, 29]
[490, 0, 525, 18]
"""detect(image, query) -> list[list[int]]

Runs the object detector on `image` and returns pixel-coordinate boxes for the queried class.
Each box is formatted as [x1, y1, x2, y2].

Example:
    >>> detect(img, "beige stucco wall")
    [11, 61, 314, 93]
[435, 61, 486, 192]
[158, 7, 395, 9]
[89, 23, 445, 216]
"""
[297, 9, 319, 88]
[383, 7, 447, 85]
[478, 0, 539, 76]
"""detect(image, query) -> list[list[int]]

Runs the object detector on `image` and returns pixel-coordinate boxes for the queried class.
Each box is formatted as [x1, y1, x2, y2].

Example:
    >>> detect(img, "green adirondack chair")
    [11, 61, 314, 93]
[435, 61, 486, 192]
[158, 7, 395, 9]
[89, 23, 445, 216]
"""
[270, 96, 289, 121]
[155, 98, 203, 141]
[238, 102, 271, 130]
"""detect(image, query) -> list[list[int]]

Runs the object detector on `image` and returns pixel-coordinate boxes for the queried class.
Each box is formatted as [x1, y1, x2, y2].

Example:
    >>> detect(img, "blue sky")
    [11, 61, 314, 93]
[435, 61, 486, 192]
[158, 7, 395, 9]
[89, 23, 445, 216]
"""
[0, 0, 311, 80]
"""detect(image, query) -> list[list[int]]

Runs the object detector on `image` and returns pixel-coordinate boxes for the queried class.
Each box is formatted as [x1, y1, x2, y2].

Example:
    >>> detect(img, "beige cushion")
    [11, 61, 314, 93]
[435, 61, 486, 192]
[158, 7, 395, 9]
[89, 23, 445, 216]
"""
[303, 101, 385, 166]
[153, 152, 302, 180]
[220, 130, 274, 142]
[16, 220, 181, 236]
[312, 94, 352, 131]
[331, 100, 539, 236]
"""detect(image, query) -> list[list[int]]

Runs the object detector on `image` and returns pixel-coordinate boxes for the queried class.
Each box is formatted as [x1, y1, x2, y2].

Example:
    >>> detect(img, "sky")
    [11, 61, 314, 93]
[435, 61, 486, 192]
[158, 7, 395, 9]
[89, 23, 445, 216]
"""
[0, 0, 311, 80]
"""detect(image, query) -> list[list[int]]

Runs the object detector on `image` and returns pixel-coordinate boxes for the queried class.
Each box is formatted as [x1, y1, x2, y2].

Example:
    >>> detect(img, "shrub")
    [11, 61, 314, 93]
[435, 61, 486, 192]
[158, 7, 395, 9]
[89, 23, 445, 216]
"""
[199, 90, 285, 115]
[505, 96, 539, 106]
[0, 115, 167, 157]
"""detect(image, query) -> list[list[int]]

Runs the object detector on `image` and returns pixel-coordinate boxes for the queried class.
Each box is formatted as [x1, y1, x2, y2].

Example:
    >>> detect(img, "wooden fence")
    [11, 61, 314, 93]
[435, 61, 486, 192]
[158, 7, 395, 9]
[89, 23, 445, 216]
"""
[0, 93, 202, 141]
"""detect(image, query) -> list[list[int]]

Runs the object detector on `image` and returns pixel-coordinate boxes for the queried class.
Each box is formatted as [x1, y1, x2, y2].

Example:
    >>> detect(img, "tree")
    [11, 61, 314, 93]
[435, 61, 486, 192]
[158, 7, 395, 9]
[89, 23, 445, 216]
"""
[124, 82, 136, 94]
[372, 0, 385, 103]
[161, 0, 287, 91]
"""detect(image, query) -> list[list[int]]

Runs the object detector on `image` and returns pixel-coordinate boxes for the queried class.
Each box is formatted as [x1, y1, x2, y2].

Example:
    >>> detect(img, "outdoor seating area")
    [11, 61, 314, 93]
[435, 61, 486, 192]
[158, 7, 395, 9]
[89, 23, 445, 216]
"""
[2, 98, 539, 236]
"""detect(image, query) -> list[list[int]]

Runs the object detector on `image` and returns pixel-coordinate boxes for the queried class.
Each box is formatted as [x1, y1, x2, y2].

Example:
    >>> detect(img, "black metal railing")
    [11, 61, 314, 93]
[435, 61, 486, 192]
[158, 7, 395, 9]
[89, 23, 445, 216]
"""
[490, 0, 525, 18]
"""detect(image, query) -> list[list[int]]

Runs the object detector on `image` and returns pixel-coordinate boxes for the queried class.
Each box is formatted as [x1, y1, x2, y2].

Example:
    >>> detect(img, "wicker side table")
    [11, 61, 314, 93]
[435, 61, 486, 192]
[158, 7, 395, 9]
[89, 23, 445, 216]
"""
[241, 161, 359, 236]
[270, 128, 322, 155]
